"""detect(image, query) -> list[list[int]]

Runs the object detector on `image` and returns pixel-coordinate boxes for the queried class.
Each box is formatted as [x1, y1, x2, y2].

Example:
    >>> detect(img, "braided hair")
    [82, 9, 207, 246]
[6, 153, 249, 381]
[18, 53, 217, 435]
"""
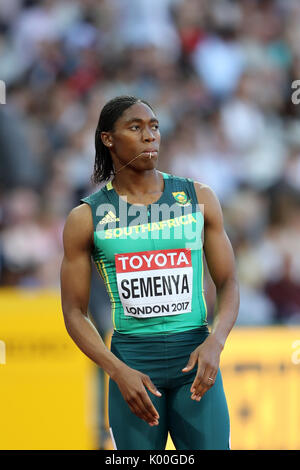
[92, 95, 154, 184]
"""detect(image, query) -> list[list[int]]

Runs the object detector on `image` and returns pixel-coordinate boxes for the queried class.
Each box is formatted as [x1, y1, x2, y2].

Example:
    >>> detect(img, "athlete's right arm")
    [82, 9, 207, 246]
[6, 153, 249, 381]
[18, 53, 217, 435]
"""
[60, 204, 161, 426]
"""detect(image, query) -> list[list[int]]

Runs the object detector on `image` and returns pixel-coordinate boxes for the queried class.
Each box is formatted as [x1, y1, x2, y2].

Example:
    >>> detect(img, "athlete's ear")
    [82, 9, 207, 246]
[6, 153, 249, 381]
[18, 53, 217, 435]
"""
[101, 131, 113, 149]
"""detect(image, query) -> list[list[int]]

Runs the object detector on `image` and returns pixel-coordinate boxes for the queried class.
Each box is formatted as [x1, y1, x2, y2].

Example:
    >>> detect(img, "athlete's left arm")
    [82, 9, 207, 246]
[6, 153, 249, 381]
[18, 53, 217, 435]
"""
[182, 183, 240, 400]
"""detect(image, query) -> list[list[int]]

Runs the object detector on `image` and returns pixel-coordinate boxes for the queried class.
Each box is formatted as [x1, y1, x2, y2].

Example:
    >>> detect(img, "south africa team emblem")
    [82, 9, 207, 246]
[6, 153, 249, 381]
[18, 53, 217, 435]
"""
[172, 191, 191, 206]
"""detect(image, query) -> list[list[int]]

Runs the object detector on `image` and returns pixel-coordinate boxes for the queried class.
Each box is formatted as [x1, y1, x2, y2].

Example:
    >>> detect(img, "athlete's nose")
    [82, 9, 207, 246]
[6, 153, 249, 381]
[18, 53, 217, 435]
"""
[142, 126, 156, 142]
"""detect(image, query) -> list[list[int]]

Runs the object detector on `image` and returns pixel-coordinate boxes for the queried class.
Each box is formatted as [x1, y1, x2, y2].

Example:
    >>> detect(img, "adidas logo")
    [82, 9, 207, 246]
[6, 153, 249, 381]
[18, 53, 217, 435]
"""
[99, 211, 120, 225]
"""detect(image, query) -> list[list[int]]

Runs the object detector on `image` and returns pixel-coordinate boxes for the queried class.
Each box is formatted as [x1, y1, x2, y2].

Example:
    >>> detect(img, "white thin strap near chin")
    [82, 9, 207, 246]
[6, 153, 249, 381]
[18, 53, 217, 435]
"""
[109, 427, 117, 450]
[115, 152, 151, 174]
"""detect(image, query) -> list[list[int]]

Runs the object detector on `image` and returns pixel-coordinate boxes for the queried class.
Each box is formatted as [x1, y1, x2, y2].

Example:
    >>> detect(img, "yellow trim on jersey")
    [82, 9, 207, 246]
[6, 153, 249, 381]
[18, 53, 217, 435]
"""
[96, 259, 116, 329]
[95, 260, 105, 281]
[201, 251, 208, 322]
[106, 181, 113, 190]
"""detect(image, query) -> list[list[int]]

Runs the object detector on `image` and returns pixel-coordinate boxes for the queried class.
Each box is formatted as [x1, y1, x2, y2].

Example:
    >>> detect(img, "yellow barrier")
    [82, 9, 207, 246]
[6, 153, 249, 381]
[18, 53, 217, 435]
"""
[1, 289, 300, 450]
[0, 289, 98, 450]
[221, 327, 300, 450]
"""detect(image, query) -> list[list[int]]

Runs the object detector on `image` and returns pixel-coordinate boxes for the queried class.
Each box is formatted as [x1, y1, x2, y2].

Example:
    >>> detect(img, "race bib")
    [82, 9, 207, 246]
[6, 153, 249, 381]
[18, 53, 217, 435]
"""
[115, 248, 193, 318]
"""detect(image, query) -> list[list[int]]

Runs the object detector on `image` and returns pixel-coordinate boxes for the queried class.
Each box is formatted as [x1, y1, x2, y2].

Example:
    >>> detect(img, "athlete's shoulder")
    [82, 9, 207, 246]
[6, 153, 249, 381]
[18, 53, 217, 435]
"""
[64, 203, 93, 231]
[63, 203, 93, 251]
[163, 172, 211, 187]
[193, 181, 219, 199]
[160, 171, 197, 185]
[163, 172, 214, 196]
[192, 182, 223, 227]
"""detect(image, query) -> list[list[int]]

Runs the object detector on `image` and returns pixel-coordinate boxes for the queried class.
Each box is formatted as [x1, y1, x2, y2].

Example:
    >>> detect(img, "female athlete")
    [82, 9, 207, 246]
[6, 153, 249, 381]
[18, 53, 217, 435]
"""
[60, 95, 240, 450]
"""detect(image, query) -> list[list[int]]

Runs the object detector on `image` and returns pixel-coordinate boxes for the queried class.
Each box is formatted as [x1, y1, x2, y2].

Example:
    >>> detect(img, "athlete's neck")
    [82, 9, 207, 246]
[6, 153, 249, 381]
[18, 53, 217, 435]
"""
[112, 169, 163, 197]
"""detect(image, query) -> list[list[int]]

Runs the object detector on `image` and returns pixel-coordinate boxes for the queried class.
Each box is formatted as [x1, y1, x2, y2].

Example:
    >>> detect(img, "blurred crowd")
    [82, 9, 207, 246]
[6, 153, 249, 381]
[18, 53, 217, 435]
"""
[1, 0, 300, 325]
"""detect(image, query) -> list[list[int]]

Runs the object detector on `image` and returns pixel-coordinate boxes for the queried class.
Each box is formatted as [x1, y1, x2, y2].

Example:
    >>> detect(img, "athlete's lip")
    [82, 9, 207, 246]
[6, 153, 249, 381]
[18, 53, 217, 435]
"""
[140, 149, 158, 155]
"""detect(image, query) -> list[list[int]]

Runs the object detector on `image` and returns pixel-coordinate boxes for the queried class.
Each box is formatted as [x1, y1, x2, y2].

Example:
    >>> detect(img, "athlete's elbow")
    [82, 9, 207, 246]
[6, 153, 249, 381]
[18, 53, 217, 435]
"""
[214, 275, 239, 291]
[61, 304, 87, 332]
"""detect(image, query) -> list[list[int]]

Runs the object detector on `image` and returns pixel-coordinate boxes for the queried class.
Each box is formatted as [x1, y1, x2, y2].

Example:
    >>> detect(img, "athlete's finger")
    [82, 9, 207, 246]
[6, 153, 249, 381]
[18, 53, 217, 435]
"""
[192, 368, 217, 400]
[129, 403, 158, 426]
[139, 388, 160, 417]
[128, 393, 159, 425]
[124, 374, 160, 425]
[182, 351, 198, 372]
[201, 368, 217, 392]
[141, 390, 160, 417]
[190, 362, 206, 396]
[204, 369, 217, 387]
[191, 382, 208, 401]
[139, 379, 161, 420]
[142, 375, 162, 398]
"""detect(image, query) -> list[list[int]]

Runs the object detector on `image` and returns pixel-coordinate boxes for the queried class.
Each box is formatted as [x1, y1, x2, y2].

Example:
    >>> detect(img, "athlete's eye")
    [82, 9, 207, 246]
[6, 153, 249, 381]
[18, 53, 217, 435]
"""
[152, 124, 159, 130]
[130, 125, 140, 131]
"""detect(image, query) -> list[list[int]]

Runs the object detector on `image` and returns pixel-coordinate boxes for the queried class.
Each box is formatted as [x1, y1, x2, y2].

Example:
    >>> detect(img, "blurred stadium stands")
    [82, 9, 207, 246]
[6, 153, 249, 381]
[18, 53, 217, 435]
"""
[1, 0, 300, 325]
[1, 0, 300, 451]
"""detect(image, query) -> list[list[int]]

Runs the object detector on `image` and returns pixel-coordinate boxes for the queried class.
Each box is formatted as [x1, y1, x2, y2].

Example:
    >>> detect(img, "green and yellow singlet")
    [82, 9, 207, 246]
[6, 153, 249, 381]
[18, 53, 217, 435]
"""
[81, 172, 207, 335]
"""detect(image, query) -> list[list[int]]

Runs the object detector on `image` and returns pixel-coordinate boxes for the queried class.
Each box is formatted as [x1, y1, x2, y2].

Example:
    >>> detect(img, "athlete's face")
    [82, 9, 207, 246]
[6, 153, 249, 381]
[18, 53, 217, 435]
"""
[102, 102, 161, 172]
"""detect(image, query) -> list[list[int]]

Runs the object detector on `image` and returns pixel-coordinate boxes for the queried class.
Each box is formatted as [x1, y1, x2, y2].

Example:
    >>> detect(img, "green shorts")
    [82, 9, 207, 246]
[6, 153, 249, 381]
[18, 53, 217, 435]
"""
[109, 327, 230, 450]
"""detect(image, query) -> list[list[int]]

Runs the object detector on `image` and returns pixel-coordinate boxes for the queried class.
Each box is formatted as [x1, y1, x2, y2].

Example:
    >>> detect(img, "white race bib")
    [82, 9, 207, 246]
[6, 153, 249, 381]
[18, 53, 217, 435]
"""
[115, 248, 193, 318]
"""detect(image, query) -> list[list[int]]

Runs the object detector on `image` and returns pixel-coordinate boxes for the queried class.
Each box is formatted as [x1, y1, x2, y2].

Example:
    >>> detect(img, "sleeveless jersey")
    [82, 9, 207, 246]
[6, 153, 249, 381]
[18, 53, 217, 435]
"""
[81, 172, 208, 335]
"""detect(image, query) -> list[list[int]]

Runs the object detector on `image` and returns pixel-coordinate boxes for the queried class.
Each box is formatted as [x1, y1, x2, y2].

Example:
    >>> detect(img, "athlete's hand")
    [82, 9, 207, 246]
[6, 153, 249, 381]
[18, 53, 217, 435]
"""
[112, 364, 162, 426]
[182, 334, 223, 401]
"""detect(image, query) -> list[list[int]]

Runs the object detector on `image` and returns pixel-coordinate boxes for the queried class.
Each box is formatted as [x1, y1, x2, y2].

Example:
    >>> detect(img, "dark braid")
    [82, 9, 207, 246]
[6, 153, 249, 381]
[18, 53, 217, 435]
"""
[92, 95, 154, 184]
